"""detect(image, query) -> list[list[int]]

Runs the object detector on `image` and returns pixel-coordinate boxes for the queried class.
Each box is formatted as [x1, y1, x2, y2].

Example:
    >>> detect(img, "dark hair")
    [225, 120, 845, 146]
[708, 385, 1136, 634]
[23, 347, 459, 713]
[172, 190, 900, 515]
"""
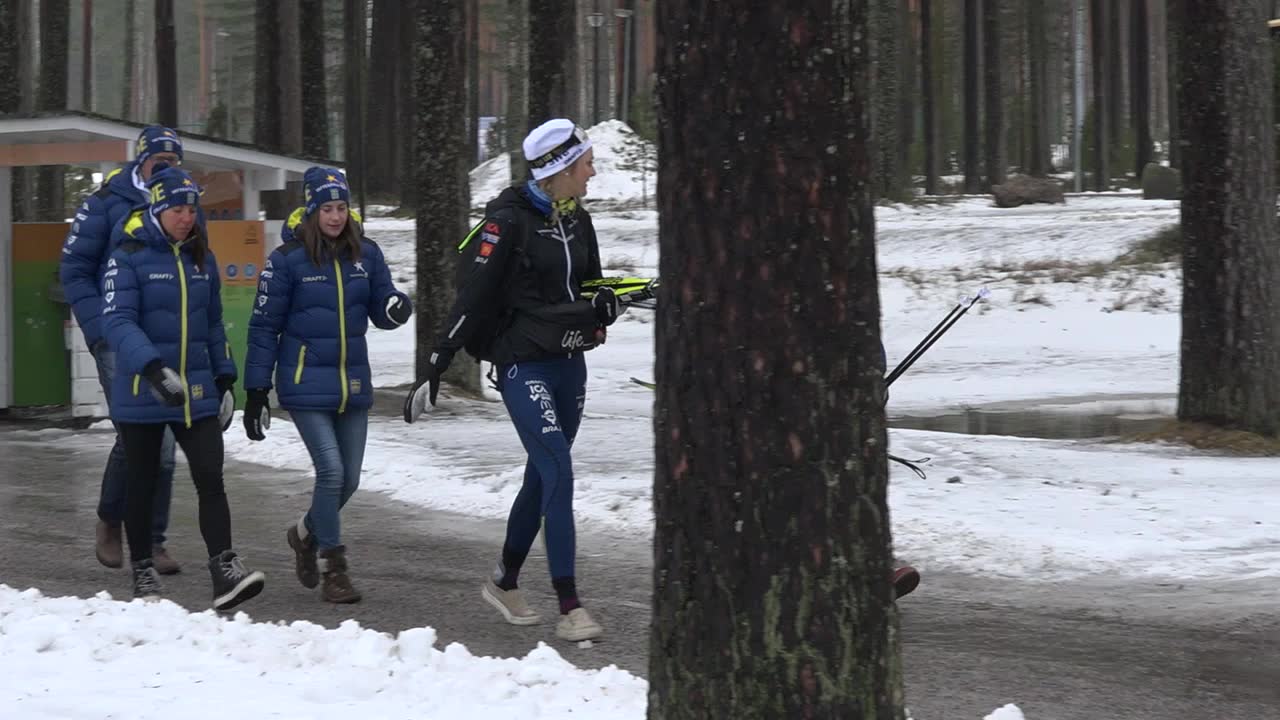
[186, 222, 209, 272]
[296, 210, 362, 266]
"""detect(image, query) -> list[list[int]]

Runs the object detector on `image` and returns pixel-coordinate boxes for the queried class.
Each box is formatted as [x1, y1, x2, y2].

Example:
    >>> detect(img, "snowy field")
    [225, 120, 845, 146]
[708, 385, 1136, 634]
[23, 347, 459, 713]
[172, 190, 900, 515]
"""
[6, 121, 1274, 720]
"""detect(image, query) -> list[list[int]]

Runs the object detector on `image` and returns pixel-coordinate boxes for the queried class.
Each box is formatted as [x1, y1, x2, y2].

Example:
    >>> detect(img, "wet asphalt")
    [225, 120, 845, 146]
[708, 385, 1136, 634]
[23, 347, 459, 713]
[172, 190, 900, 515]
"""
[0, 425, 1277, 719]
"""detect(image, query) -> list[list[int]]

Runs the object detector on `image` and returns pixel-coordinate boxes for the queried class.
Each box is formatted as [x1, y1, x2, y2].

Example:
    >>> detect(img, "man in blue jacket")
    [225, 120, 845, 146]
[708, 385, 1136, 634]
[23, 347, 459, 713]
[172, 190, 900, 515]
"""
[59, 126, 188, 574]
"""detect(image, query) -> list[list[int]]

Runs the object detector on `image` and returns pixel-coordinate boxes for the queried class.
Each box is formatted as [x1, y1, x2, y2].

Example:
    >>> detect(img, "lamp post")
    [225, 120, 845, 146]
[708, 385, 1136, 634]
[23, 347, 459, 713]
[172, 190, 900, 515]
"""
[615, 7, 634, 125]
[588, 8, 605, 125]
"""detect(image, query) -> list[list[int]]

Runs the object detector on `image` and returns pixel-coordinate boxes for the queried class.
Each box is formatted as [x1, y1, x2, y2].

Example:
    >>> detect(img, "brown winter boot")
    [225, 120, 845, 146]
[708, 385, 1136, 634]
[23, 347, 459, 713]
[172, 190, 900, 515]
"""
[287, 523, 319, 589]
[95, 519, 123, 569]
[151, 545, 182, 575]
[319, 546, 362, 604]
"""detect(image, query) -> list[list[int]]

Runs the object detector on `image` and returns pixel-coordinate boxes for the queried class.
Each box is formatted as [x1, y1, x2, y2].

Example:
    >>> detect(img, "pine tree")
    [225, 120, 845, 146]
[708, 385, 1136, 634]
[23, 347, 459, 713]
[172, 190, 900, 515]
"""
[650, 2, 904, 716]
[507, 0, 528, 182]
[1176, 0, 1280, 435]
[527, 0, 574, 127]
[413, 0, 472, 388]
[0, 0, 19, 113]
[37, 0, 69, 220]
[300, 0, 329, 158]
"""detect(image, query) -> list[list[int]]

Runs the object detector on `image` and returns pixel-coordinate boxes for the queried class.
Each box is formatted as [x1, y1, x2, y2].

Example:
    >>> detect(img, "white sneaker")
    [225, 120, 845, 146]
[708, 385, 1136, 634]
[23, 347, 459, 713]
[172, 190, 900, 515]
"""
[555, 607, 603, 642]
[481, 579, 541, 625]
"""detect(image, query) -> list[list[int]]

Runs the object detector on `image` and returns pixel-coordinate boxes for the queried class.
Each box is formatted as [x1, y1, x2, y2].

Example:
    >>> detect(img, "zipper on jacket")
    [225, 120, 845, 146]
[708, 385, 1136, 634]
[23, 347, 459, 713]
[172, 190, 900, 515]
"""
[294, 344, 307, 384]
[132, 374, 141, 396]
[173, 245, 192, 428]
[334, 259, 349, 413]
[556, 219, 574, 300]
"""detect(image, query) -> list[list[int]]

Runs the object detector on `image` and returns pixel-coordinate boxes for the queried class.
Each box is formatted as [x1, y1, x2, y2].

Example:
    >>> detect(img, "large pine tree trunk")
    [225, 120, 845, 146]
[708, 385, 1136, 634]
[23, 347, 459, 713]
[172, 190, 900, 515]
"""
[0, 0, 19, 113]
[527, 0, 574, 128]
[413, 0, 470, 386]
[1131, 0, 1152, 176]
[922, 0, 938, 193]
[300, 0, 329, 158]
[982, 0, 1004, 188]
[963, 0, 982, 193]
[506, 0, 528, 183]
[254, 0, 282, 150]
[277, 0, 303, 154]
[649, 2, 903, 717]
[1176, 0, 1280, 435]
[398, 0, 419, 209]
[155, 0, 176, 126]
[899, 0, 916, 153]
[1107, 0, 1126, 149]
[122, 0, 134, 119]
[1028, 0, 1049, 176]
[13, 0, 33, 221]
[365, 0, 399, 197]
[79, 0, 91, 110]
[1090, 0, 1110, 189]
[37, 0, 68, 221]
[1166, 0, 1181, 167]
[562, 0, 581, 126]
[467, 0, 481, 164]
[872, 0, 904, 200]
[343, 0, 366, 205]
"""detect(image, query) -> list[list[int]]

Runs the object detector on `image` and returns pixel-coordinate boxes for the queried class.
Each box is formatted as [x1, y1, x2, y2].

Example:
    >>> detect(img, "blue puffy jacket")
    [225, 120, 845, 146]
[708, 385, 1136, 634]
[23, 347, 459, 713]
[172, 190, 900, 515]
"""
[100, 210, 238, 426]
[244, 229, 408, 413]
[60, 164, 149, 348]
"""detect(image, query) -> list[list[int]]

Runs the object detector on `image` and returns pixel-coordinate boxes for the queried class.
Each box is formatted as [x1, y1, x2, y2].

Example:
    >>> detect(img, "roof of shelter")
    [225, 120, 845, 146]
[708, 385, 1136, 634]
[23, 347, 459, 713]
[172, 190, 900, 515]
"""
[0, 110, 341, 176]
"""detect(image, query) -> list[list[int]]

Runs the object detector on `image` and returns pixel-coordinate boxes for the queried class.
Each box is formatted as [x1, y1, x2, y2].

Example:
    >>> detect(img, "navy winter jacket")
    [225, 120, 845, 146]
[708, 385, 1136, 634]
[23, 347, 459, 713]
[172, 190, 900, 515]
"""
[100, 210, 238, 426]
[60, 164, 148, 348]
[244, 230, 408, 413]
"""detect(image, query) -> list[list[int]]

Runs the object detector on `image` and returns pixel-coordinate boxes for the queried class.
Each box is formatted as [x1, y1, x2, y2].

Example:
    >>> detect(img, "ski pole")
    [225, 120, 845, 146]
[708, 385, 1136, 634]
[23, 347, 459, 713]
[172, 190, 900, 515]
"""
[889, 300, 966, 383]
[885, 287, 989, 387]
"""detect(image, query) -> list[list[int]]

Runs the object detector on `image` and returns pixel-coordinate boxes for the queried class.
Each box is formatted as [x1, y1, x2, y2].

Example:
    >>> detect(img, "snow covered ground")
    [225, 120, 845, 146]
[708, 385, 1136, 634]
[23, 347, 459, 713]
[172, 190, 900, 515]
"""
[0, 586, 645, 720]
[0, 584, 1027, 720]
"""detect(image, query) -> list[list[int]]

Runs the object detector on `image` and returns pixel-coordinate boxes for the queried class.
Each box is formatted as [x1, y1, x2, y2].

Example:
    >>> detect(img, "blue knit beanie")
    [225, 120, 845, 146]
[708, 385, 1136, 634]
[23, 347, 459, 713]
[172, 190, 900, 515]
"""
[302, 167, 351, 219]
[147, 165, 201, 216]
[135, 126, 184, 164]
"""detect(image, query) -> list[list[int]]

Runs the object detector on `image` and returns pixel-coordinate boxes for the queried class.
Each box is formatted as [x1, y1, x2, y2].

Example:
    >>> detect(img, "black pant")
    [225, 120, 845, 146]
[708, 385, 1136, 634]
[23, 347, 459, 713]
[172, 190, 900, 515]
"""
[119, 416, 232, 563]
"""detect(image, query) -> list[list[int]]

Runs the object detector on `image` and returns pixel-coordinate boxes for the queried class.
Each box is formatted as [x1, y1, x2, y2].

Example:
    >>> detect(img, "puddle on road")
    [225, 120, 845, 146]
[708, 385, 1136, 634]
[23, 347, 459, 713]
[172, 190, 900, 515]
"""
[889, 408, 1171, 440]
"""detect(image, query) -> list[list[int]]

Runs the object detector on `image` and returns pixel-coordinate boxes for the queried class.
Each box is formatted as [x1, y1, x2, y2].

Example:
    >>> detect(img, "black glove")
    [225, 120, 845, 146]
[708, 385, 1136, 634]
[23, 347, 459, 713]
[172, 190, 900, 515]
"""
[215, 376, 236, 432]
[385, 294, 413, 326]
[404, 351, 450, 423]
[144, 360, 185, 407]
[243, 388, 271, 441]
[591, 286, 620, 327]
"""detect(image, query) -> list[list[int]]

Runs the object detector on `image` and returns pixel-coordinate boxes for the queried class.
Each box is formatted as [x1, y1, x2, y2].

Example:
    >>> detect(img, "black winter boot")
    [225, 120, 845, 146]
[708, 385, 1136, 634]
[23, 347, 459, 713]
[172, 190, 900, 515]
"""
[208, 550, 265, 611]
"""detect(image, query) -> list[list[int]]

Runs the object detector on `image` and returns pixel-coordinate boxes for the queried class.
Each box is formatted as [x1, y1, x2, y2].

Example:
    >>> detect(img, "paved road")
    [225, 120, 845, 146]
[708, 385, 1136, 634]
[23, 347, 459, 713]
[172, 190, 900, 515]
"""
[1, 427, 1277, 719]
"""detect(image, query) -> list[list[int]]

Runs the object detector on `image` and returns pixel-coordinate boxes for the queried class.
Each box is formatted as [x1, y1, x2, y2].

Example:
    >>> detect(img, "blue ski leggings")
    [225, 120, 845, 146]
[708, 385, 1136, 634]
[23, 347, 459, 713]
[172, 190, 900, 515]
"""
[497, 354, 587, 580]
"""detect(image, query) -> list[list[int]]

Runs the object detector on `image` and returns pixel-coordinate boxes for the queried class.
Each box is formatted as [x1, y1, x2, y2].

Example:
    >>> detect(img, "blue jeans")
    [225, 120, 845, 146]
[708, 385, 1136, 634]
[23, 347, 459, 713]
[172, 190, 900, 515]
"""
[289, 407, 369, 552]
[93, 341, 175, 545]
[497, 355, 587, 580]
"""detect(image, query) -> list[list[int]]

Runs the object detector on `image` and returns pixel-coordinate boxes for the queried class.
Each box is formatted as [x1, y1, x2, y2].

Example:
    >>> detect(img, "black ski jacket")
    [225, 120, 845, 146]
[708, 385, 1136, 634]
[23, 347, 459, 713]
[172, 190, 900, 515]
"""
[434, 184, 604, 367]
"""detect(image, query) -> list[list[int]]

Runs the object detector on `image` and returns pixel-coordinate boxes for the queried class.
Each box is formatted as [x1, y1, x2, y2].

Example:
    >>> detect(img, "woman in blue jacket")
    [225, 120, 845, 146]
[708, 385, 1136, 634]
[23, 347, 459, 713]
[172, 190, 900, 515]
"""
[243, 167, 412, 604]
[101, 165, 265, 610]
